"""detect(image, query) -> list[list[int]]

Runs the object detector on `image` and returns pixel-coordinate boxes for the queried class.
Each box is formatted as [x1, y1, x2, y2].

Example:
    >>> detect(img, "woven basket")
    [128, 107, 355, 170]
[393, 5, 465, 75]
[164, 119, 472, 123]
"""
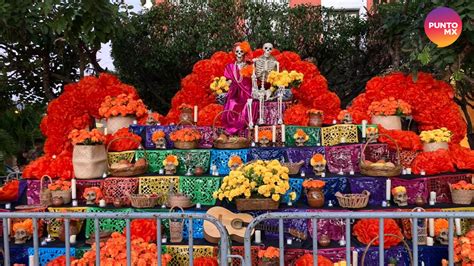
[51, 189, 72, 204]
[169, 206, 184, 243]
[107, 136, 148, 177]
[212, 110, 251, 149]
[361, 234, 413, 265]
[40, 175, 52, 206]
[449, 185, 474, 205]
[73, 144, 107, 179]
[281, 160, 304, 175]
[167, 193, 193, 209]
[235, 198, 279, 211]
[335, 190, 370, 209]
[360, 134, 402, 177]
[128, 193, 160, 208]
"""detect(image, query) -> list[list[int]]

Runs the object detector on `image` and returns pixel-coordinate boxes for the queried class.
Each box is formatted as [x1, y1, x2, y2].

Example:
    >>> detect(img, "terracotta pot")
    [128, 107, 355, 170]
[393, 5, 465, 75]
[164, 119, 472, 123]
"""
[371, 115, 402, 130]
[415, 195, 425, 207]
[306, 188, 325, 208]
[308, 113, 323, 127]
[59, 220, 80, 242]
[423, 142, 449, 152]
[106, 116, 135, 134]
[51, 196, 64, 207]
[72, 144, 107, 179]
[319, 234, 331, 247]
[194, 166, 204, 176]
[179, 109, 193, 124]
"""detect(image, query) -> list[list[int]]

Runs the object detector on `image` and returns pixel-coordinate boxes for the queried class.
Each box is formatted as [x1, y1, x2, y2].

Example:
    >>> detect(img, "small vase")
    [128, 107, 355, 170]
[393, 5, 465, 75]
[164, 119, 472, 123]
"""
[415, 195, 425, 207]
[179, 109, 193, 124]
[306, 188, 325, 208]
[371, 115, 402, 130]
[308, 113, 323, 127]
[52, 196, 64, 207]
[423, 142, 449, 152]
[72, 144, 107, 179]
[106, 115, 135, 134]
[319, 234, 331, 247]
[194, 166, 204, 176]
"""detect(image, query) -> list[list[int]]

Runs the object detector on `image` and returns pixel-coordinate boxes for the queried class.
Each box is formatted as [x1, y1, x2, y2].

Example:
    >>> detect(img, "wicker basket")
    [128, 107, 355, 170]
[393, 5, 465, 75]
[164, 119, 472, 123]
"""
[235, 198, 279, 211]
[212, 110, 251, 149]
[449, 184, 474, 205]
[281, 160, 304, 175]
[128, 193, 160, 208]
[107, 137, 148, 177]
[360, 134, 402, 177]
[173, 140, 199, 150]
[51, 189, 72, 204]
[40, 175, 52, 206]
[169, 206, 184, 243]
[167, 193, 193, 209]
[335, 190, 370, 209]
[361, 234, 413, 266]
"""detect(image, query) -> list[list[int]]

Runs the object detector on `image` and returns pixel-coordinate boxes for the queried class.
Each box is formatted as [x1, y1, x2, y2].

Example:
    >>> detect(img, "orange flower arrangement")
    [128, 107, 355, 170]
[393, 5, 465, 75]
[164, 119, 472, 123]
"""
[179, 103, 193, 111]
[71, 232, 172, 266]
[163, 155, 179, 166]
[294, 254, 333, 266]
[353, 218, 403, 248]
[451, 180, 474, 190]
[368, 97, 412, 116]
[310, 154, 326, 166]
[82, 187, 104, 204]
[68, 129, 106, 145]
[302, 179, 326, 189]
[227, 155, 243, 168]
[434, 219, 449, 236]
[258, 246, 279, 261]
[453, 229, 474, 264]
[48, 179, 71, 191]
[258, 130, 273, 141]
[170, 128, 202, 142]
[105, 128, 142, 152]
[307, 109, 323, 115]
[99, 93, 147, 118]
[152, 130, 166, 143]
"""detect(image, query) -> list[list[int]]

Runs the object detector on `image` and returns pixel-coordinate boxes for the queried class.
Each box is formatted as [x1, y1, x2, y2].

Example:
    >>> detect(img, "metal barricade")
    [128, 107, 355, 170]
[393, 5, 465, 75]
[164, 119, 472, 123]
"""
[1, 212, 230, 266]
[243, 211, 474, 266]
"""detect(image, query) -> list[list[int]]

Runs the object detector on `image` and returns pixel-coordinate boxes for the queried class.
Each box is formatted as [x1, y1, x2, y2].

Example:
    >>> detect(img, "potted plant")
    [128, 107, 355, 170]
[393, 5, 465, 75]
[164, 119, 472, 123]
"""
[266, 70, 303, 100]
[420, 128, 452, 152]
[258, 130, 272, 147]
[257, 247, 279, 266]
[163, 155, 179, 175]
[213, 160, 296, 211]
[170, 128, 202, 149]
[69, 129, 107, 179]
[210, 76, 230, 105]
[48, 179, 72, 205]
[307, 109, 323, 127]
[99, 93, 147, 134]
[302, 179, 325, 208]
[178, 104, 194, 123]
[368, 97, 412, 130]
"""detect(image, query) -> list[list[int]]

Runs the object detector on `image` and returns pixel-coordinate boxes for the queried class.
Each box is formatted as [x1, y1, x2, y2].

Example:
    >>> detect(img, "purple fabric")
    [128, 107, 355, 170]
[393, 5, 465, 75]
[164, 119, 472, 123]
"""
[363, 143, 389, 162]
[27, 180, 41, 205]
[261, 101, 292, 125]
[222, 63, 257, 134]
[285, 147, 325, 174]
[325, 144, 361, 173]
[307, 210, 348, 241]
[349, 177, 386, 206]
[144, 125, 176, 149]
[391, 177, 429, 204]
[321, 177, 349, 206]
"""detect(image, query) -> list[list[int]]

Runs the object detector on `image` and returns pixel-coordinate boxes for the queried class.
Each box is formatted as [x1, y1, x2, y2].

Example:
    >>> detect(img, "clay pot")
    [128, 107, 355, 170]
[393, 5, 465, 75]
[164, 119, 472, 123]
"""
[194, 166, 204, 176]
[113, 198, 123, 208]
[179, 109, 193, 124]
[52, 196, 64, 207]
[308, 113, 323, 127]
[59, 220, 80, 242]
[306, 188, 325, 208]
[415, 196, 425, 207]
[319, 234, 331, 247]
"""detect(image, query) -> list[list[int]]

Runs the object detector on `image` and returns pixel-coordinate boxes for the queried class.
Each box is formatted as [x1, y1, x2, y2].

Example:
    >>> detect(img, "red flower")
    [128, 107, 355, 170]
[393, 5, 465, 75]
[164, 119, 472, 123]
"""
[412, 149, 456, 175]
[284, 104, 309, 126]
[449, 144, 474, 170]
[106, 128, 142, 152]
[197, 104, 224, 127]
[294, 254, 333, 266]
[353, 218, 403, 248]
[193, 257, 218, 266]
[378, 127, 423, 151]
[127, 219, 157, 243]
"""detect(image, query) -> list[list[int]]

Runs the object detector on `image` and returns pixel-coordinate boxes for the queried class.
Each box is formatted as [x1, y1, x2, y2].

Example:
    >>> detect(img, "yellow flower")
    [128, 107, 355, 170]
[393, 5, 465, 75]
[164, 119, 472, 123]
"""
[213, 191, 218, 199]
[271, 194, 280, 201]
[289, 192, 297, 201]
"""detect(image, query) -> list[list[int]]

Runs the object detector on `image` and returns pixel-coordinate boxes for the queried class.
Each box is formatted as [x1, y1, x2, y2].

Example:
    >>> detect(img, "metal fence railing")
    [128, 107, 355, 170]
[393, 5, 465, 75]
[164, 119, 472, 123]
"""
[243, 211, 474, 266]
[1, 212, 230, 266]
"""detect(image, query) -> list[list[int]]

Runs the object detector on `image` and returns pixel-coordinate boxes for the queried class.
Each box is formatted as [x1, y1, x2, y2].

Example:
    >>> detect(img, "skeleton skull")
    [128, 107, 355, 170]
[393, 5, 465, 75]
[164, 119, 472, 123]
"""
[342, 113, 353, 124]
[263, 43, 274, 57]
[313, 161, 326, 176]
[230, 163, 241, 171]
[14, 228, 30, 244]
[235, 46, 244, 62]
[154, 137, 166, 149]
[437, 229, 449, 245]
[259, 137, 270, 147]
[165, 163, 177, 175]
[394, 191, 408, 206]
[85, 190, 97, 205]
[295, 136, 308, 147]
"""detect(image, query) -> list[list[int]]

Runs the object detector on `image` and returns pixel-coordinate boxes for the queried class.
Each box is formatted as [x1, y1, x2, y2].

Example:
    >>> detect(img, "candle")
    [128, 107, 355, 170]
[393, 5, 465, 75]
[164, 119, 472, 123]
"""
[455, 219, 462, 235]
[340, 136, 346, 143]
[272, 125, 276, 143]
[71, 178, 77, 200]
[247, 99, 253, 127]
[254, 125, 259, 143]
[430, 191, 436, 203]
[193, 105, 198, 123]
[317, 142, 320, 146]
[352, 251, 358, 266]
[301, 171, 305, 177]
[159, 168, 164, 175]
[29, 255, 35, 266]
[402, 169, 407, 175]
[421, 170, 426, 176]
[349, 170, 355, 176]
[406, 168, 412, 175]
[338, 170, 344, 175]
[5, 203, 11, 209]
[328, 200, 333, 207]
[287, 201, 292, 206]
[286, 238, 293, 245]
[255, 230, 261, 243]
[104, 127, 108, 135]
[162, 237, 167, 243]
[332, 119, 337, 125]
[382, 201, 387, 207]
[426, 237, 434, 246]
[429, 200, 435, 206]
[421, 261, 425, 266]
[386, 179, 391, 201]
[281, 124, 285, 143]
[161, 204, 166, 209]
[70, 235, 77, 244]
[99, 199, 106, 207]
[72, 200, 78, 207]
[196, 203, 201, 209]
[133, 120, 137, 125]
[429, 219, 435, 237]
[321, 172, 326, 177]
[361, 120, 367, 139]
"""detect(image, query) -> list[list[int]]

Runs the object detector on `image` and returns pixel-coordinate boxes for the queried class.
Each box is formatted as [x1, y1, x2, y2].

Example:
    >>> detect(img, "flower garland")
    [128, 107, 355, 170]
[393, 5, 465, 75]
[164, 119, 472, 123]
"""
[353, 218, 403, 248]
[105, 128, 142, 152]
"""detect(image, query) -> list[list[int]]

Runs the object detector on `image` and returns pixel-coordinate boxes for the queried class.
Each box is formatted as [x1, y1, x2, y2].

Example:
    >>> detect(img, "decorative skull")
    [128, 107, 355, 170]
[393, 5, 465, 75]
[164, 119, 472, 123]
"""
[366, 127, 379, 142]
[82, 187, 103, 205]
[228, 155, 243, 171]
[155, 137, 166, 149]
[342, 112, 353, 124]
[14, 228, 30, 244]
[392, 186, 408, 206]
[293, 129, 309, 147]
[13, 220, 33, 244]
[152, 130, 167, 149]
[85, 190, 97, 205]
[437, 229, 449, 245]
[263, 43, 274, 57]
[259, 136, 270, 147]
[235, 45, 244, 62]
[310, 154, 326, 176]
